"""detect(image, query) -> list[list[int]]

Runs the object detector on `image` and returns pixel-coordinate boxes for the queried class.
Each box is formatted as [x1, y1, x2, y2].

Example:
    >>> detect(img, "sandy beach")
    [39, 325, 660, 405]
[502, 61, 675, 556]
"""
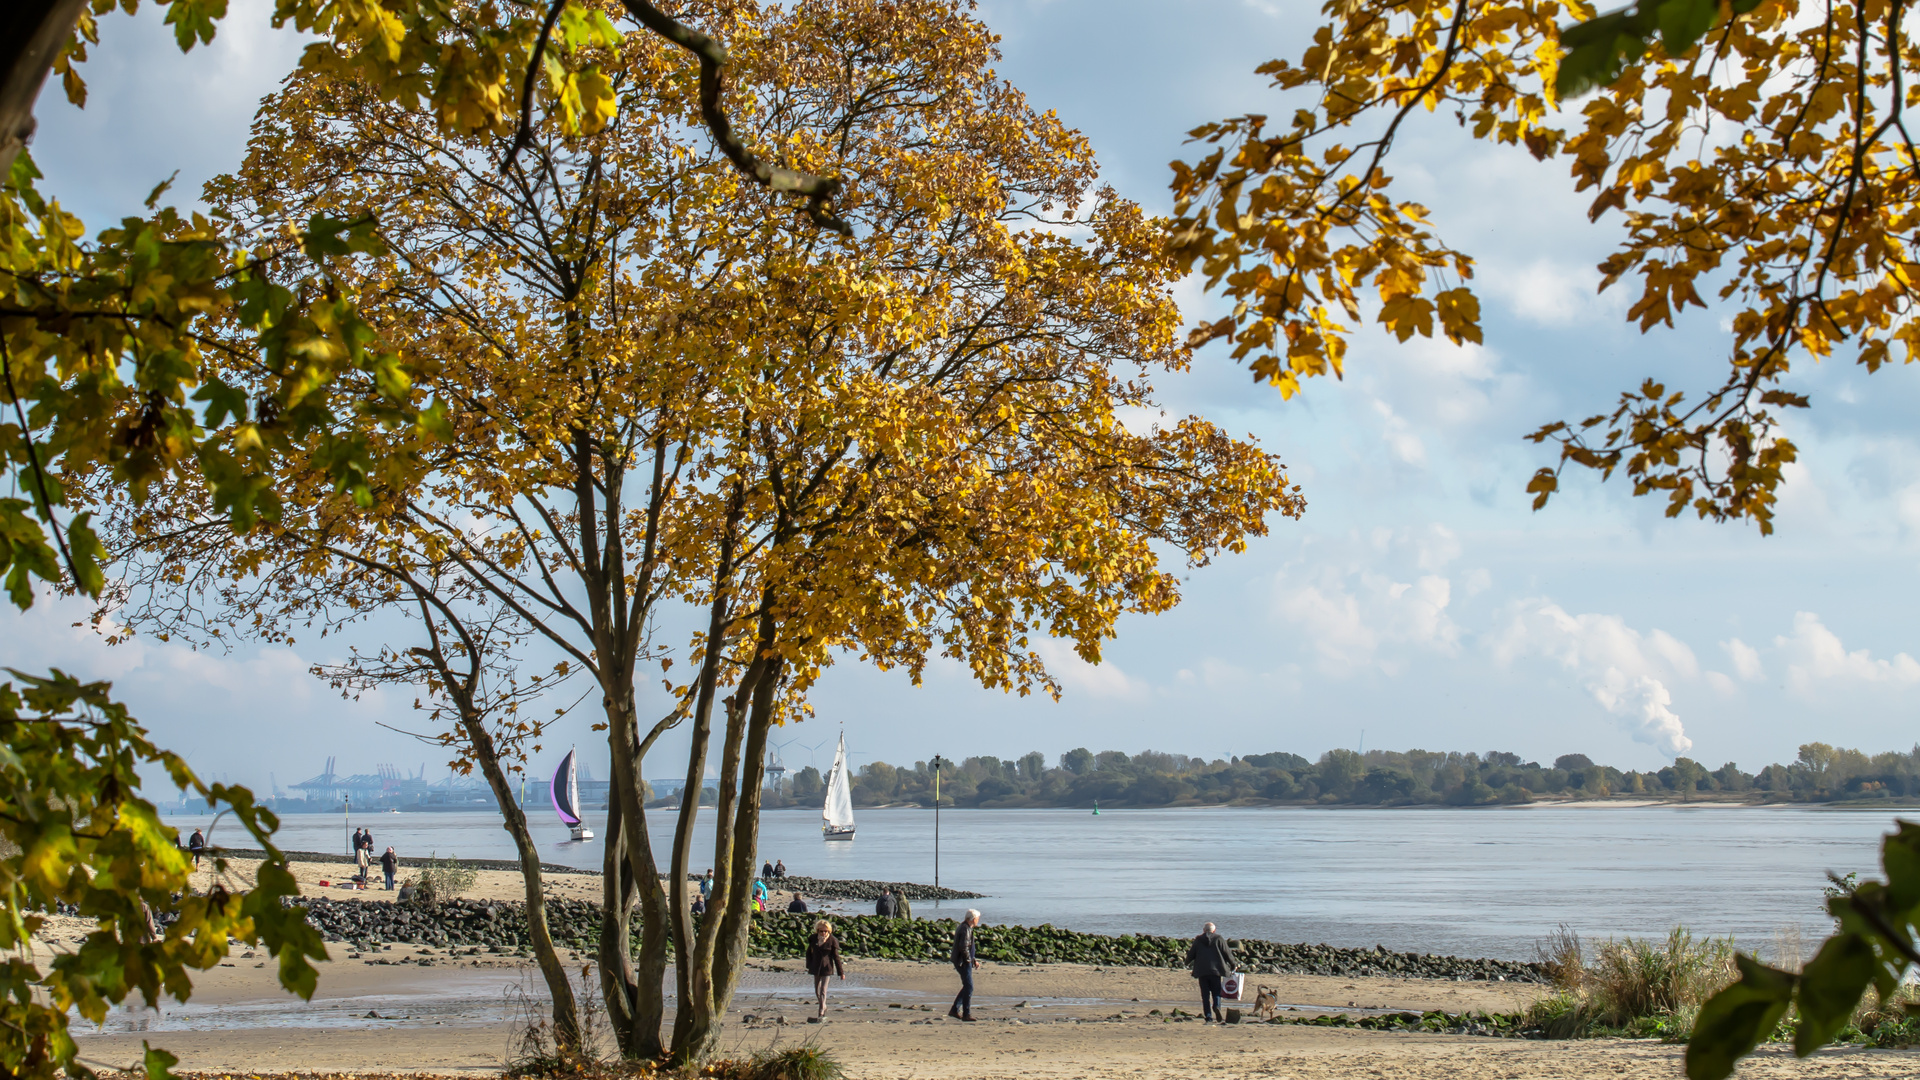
[24, 857, 1904, 1078]
[62, 945, 1916, 1079]
[48, 891, 1919, 1080]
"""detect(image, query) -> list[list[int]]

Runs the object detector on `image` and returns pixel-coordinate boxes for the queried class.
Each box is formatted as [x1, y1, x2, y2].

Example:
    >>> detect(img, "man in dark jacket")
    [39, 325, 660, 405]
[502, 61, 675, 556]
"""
[787, 892, 809, 913]
[380, 847, 399, 890]
[949, 909, 981, 1021]
[875, 888, 896, 917]
[1185, 921, 1238, 1022]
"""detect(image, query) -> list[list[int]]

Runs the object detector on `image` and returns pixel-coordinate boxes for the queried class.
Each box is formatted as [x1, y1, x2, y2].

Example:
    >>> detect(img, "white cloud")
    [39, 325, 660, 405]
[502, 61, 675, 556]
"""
[1493, 601, 1695, 757]
[1276, 568, 1458, 676]
[1723, 638, 1765, 681]
[1034, 638, 1147, 699]
[1775, 612, 1920, 690]
[1372, 398, 1427, 466]
[1482, 258, 1606, 325]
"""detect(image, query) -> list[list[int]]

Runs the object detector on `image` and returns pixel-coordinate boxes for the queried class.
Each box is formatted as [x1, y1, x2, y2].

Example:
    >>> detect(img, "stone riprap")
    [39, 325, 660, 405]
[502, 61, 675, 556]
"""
[763, 876, 982, 901]
[293, 900, 1544, 983]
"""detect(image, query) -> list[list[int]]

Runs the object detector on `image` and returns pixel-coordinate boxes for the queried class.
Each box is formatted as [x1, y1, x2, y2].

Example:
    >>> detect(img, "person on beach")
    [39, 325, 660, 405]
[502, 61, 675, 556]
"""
[752, 877, 769, 911]
[787, 892, 808, 913]
[1185, 921, 1238, 1023]
[805, 918, 845, 1019]
[762, 860, 775, 879]
[691, 895, 706, 915]
[700, 870, 714, 901]
[380, 846, 398, 890]
[355, 831, 371, 884]
[875, 888, 897, 918]
[774, 859, 786, 879]
[187, 829, 206, 869]
[897, 891, 912, 920]
[949, 909, 980, 1021]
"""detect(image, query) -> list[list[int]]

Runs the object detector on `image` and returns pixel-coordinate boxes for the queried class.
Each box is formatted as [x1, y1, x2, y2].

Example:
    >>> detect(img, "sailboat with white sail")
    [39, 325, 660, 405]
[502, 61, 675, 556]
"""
[822, 732, 855, 841]
[551, 746, 594, 842]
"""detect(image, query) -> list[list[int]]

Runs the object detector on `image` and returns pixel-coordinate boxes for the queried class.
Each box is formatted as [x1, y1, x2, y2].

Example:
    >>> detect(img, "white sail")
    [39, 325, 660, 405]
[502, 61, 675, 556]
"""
[822, 733, 854, 833]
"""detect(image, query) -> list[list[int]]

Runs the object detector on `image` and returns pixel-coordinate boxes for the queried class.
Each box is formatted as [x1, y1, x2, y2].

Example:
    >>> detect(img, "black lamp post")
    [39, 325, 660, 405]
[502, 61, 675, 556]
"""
[928, 755, 949, 889]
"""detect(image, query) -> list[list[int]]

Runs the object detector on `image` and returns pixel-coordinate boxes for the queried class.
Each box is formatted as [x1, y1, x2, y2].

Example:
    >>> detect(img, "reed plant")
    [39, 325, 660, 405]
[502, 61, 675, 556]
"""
[1528, 925, 1737, 1039]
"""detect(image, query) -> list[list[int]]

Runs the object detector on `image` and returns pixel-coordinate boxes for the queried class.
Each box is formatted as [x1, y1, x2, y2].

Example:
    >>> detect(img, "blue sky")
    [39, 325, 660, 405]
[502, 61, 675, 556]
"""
[14, 0, 1920, 794]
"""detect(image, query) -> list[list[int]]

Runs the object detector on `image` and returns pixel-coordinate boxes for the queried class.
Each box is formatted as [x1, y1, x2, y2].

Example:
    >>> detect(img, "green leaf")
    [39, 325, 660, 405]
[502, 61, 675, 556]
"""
[1685, 954, 1797, 1080]
[416, 397, 453, 441]
[142, 1041, 179, 1080]
[1794, 931, 1876, 1054]
[162, 0, 226, 50]
[64, 514, 106, 599]
[192, 379, 251, 429]
[1882, 819, 1920, 913]
[299, 213, 384, 259]
[143, 172, 179, 210]
[1654, 0, 1719, 55]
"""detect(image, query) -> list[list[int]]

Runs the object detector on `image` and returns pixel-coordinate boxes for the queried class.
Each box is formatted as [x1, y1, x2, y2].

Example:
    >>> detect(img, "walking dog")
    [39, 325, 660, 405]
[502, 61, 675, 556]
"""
[1251, 985, 1279, 1020]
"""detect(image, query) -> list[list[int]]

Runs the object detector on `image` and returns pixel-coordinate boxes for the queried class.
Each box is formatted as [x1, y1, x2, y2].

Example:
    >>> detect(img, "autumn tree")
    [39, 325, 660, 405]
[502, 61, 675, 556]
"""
[103, 0, 1298, 1065]
[1169, 0, 1920, 1074]
[0, 2, 879, 1076]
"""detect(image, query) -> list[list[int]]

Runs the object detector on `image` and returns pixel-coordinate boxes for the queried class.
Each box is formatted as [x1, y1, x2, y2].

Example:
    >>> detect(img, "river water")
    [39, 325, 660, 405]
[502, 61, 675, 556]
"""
[166, 804, 1911, 961]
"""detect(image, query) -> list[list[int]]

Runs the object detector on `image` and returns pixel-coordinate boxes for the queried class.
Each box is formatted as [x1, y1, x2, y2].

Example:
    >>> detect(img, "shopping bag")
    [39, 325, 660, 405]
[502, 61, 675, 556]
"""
[1219, 972, 1244, 1001]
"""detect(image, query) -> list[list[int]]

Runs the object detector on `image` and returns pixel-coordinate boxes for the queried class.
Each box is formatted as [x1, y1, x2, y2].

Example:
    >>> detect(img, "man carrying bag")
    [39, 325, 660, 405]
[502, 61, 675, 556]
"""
[1185, 921, 1239, 1023]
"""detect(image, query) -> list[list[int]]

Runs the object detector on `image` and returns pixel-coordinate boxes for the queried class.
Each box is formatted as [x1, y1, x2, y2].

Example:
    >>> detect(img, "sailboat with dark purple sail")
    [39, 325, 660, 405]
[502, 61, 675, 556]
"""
[551, 746, 593, 842]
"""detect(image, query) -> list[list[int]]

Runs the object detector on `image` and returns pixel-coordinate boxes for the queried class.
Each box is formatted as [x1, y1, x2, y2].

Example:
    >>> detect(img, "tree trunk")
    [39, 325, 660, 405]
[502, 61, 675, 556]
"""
[667, 492, 743, 1061]
[671, 608, 780, 1063]
[597, 791, 639, 1048]
[709, 644, 779, 1018]
[604, 684, 670, 1059]
[0, 0, 84, 178]
[460, 711, 581, 1051]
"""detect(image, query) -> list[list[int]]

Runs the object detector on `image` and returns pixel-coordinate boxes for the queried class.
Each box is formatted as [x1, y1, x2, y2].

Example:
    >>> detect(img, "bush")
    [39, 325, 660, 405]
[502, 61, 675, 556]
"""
[754, 1044, 842, 1080]
[408, 853, 479, 905]
[1524, 926, 1736, 1039]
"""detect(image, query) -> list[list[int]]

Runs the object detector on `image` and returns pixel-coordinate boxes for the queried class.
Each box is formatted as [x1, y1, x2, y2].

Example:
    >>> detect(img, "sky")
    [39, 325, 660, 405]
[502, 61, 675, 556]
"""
[12, 0, 1920, 796]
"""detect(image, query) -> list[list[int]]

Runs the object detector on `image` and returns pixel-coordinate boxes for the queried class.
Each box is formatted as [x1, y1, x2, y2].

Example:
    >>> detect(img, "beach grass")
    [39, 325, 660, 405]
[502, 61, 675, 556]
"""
[1527, 926, 1736, 1039]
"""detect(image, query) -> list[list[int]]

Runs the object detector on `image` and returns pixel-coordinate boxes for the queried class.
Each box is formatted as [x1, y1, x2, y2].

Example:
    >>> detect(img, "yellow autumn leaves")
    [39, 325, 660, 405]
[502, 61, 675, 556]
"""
[1174, 0, 1920, 534]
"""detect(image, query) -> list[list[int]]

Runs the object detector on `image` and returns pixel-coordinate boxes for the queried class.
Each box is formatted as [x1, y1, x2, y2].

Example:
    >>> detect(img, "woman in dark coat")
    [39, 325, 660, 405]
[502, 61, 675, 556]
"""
[949, 909, 981, 1021]
[805, 919, 845, 1018]
[1185, 921, 1238, 1022]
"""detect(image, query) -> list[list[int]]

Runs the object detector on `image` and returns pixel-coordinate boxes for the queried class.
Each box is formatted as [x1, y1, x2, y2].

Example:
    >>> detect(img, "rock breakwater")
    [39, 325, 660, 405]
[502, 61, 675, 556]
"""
[771, 876, 982, 901]
[295, 899, 1543, 982]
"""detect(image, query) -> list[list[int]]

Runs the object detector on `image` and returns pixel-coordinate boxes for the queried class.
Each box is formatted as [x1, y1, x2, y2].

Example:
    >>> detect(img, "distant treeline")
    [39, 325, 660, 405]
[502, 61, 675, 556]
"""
[763, 742, 1920, 809]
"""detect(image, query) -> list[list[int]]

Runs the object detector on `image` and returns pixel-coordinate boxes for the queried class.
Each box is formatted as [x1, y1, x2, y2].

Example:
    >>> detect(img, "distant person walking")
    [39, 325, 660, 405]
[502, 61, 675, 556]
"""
[896, 891, 912, 920]
[187, 829, 206, 869]
[700, 870, 714, 901]
[762, 860, 775, 879]
[354, 830, 371, 884]
[875, 888, 897, 918]
[380, 847, 398, 890]
[774, 859, 787, 879]
[949, 909, 981, 1021]
[787, 892, 809, 913]
[752, 877, 769, 912]
[1185, 921, 1238, 1023]
[805, 919, 845, 1019]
